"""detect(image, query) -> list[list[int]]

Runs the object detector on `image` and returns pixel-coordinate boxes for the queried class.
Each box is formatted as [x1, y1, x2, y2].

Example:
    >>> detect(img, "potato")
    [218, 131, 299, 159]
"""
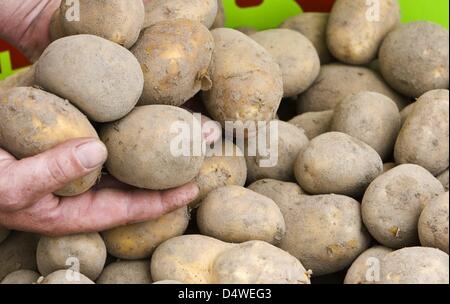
[49, 8, 65, 41]
[35, 35, 143, 122]
[0, 227, 9, 244]
[379, 22, 449, 97]
[297, 64, 407, 112]
[379, 247, 449, 284]
[280, 13, 333, 64]
[1, 270, 40, 284]
[236, 27, 257, 36]
[132, 19, 214, 106]
[59, 0, 144, 48]
[197, 186, 286, 244]
[248, 179, 306, 204]
[250, 29, 320, 97]
[0, 87, 102, 196]
[288, 110, 334, 140]
[0, 232, 39, 281]
[202, 28, 283, 126]
[400, 102, 415, 126]
[382, 162, 396, 173]
[101, 207, 190, 260]
[40, 270, 94, 284]
[212, 0, 225, 28]
[153, 280, 183, 284]
[101, 105, 204, 190]
[97, 261, 152, 284]
[0, 66, 35, 92]
[331, 91, 401, 160]
[37, 233, 107, 281]
[418, 192, 449, 253]
[437, 169, 449, 191]
[212, 241, 311, 284]
[344, 246, 393, 284]
[394, 90, 449, 176]
[295, 132, 383, 197]
[327, 0, 400, 65]
[362, 164, 445, 249]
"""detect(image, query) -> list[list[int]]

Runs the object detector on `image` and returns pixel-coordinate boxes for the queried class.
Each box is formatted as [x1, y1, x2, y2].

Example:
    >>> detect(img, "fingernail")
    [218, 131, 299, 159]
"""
[76, 140, 108, 169]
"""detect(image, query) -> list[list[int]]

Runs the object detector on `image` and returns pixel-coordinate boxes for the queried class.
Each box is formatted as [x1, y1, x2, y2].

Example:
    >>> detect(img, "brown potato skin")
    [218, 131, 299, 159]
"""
[97, 261, 152, 284]
[288, 110, 334, 140]
[1, 270, 40, 284]
[0, 66, 35, 92]
[248, 179, 306, 204]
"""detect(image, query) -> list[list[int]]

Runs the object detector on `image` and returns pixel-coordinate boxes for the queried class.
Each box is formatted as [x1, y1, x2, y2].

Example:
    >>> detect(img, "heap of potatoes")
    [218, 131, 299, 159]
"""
[0, 0, 449, 285]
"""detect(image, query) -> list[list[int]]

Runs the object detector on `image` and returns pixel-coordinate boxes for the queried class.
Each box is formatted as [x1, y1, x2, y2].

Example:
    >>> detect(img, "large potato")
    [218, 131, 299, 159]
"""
[248, 179, 306, 204]
[40, 270, 94, 284]
[97, 261, 152, 284]
[379, 22, 449, 97]
[101, 105, 204, 190]
[0, 87, 102, 196]
[362, 164, 445, 249]
[395, 90, 449, 176]
[288, 110, 334, 140]
[35, 35, 143, 122]
[327, 0, 400, 65]
[132, 19, 214, 106]
[344, 246, 393, 284]
[1, 270, 40, 284]
[295, 132, 383, 197]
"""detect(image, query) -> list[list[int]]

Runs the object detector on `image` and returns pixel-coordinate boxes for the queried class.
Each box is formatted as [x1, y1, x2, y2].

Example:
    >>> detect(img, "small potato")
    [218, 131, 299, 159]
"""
[0, 66, 35, 91]
[362, 164, 445, 249]
[379, 247, 449, 284]
[395, 90, 449, 176]
[40, 270, 94, 284]
[101, 105, 204, 190]
[59, 0, 144, 48]
[0, 87, 102, 196]
[144, 0, 218, 29]
[344, 246, 393, 284]
[1, 270, 40, 284]
[97, 261, 152, 284]
[297, 64, 407, 112]
[102, 207, 190, 260]
[288, 110, 334, 140]
[331, 91, 401, 160]
[327, 0, 400, 65]
[211, 0, 225, 28]
[0, 227, 9, 244]
[295, 132, 383, 197]
[251, 29, 320, 97]
[379, 22, 449, 97]
[418, 192, 449, 253]
[197, 186, 286, 244]
[202, 28, 283, 126]
[248, 179, 306, 204]
[437, 169, 449, 191]
[37, 233, 107, 281]
[35, 35, 144, 122]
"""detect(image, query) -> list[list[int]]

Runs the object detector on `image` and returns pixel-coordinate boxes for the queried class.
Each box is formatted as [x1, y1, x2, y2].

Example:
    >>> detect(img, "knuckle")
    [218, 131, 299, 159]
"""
[47, 157, 70, 186]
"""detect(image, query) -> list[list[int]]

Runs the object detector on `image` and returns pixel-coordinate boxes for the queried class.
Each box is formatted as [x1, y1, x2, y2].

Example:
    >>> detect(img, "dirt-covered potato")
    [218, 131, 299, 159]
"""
[59, 0, 144, 48]
[331, 91, 401, 160]
[288, 110, 334, 140]
[97, 261, 152, 284]
[212, 0, 225, 28]
[0, 87, 102, 196]
[0, 66, 35, 92]
[379, 247, 449, 284]
[202, 28, 283, 126]
[101, 207, 190, 260]
[362, 164, 445, 249]
[295, 132, 383, 197]
[344, 246, 393, 284]
[379, 22, 449, 97]
[327, 0, 400, 65]
[280, 13, 332, 64]
[40, 270, 94, 284]
[0, 228, 9, 244]
[101, 105, 204, 190]
[248, 179, 306, 204]
[1, 270, 40, 284]
[35, 35, 143, 122]
[437, 169, 449, 191]
[395, 90, 449, 176]
[418, 192, 449, 253]
[144, 0, 218, 29]
[297, 64, 407, 112]
[250, 29, 320, 97]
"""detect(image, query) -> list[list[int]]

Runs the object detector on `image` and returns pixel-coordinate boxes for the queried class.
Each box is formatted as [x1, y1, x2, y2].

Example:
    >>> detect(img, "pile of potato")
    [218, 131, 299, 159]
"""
[0, 0, 449, 284]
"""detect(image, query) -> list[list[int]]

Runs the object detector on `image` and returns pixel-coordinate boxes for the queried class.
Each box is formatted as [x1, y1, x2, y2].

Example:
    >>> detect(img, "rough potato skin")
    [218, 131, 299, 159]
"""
[362, 164, 445, 249]
[297, 64, 407, 112]
[295, 132, 383, 197]
[331, 91, 401, 160]
[144, 0, 218, 29]
[418, 192, 449, 253]
[202, 28, 283, 126]
[40, 270, 94, 284]
[344, 246, 393, 284]
[0, 87, 101, 196]
[437, 169, 449, 191]
[212, 241, 311, 284]
[59, 0, 144, 48]
[327, 0, 400, 65]
[35, 35, 144, 123]
[132, 19, 214, 106]
[248, 179, 306, 204]
[288, 110, 334, 140]
[97, 261, 152, 284]
[1, 270, 40, 284]
[395, 90, 449, 176]
[101, 105, 204, 190]
[379, 247, 449, 284]
[0, 228, 9, 244]
[101, 207, 190, 260]
[280, 13, 333, 64]
[251, 29, 320, 97]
